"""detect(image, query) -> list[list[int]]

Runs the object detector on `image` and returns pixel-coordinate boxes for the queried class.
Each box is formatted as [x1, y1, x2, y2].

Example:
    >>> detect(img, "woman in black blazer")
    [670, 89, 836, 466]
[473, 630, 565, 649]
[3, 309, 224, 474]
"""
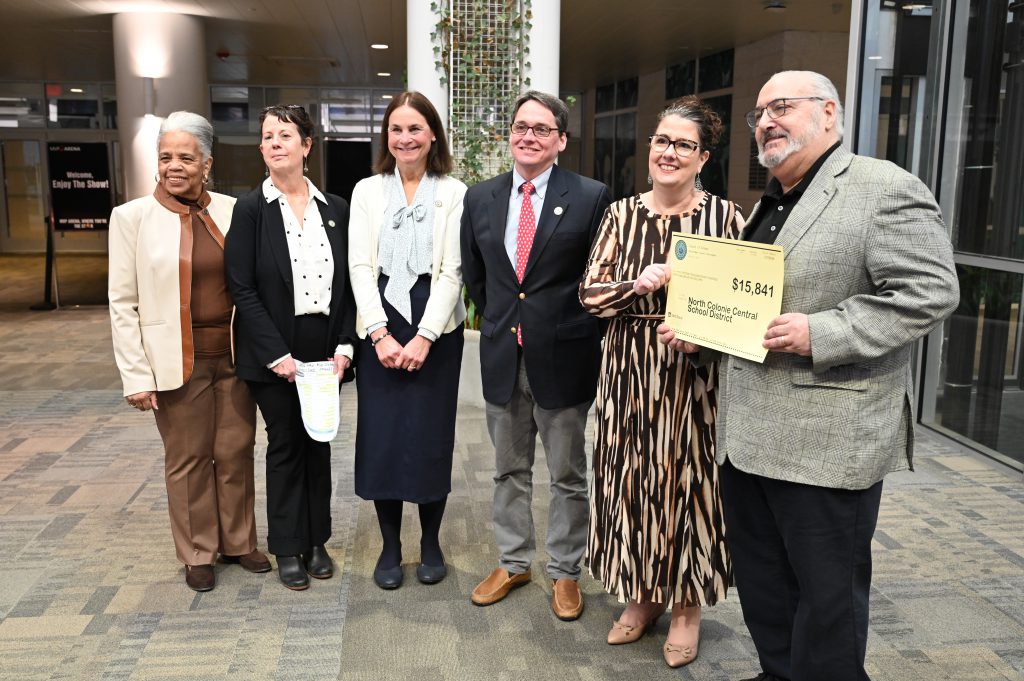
[225, 104, 357, 591]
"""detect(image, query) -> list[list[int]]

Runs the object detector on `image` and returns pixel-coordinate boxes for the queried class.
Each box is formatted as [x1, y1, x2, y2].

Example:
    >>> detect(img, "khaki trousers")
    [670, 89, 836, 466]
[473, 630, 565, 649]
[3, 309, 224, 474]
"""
[154, 354, 257, 565]
[485, 357, 591, 580]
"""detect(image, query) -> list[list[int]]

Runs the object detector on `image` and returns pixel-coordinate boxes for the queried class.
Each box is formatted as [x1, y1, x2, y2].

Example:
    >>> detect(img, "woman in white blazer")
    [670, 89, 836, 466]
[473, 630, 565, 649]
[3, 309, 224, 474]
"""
[108, 111, 269, 593]
[348, 91, 467, 589]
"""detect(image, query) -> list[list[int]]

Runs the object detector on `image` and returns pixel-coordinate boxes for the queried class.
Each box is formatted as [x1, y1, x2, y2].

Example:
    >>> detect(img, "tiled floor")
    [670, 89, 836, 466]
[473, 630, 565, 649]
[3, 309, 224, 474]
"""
[0, 255, 1022, 680]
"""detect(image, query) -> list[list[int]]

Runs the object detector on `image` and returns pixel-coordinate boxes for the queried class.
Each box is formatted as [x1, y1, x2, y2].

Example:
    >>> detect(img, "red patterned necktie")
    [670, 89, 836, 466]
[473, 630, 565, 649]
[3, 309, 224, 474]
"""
[514, 181, 536, 346]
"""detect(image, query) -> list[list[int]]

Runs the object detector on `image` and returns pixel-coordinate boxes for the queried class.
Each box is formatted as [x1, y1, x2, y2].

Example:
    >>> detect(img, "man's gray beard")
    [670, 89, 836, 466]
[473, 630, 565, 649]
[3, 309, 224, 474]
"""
[758, 135, 797, 168]
[757, 107, 823, 168]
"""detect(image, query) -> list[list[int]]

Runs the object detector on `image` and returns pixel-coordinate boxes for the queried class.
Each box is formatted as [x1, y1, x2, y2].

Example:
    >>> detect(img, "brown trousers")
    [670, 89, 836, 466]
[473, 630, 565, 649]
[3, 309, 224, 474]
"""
[154, 354, 257, 565]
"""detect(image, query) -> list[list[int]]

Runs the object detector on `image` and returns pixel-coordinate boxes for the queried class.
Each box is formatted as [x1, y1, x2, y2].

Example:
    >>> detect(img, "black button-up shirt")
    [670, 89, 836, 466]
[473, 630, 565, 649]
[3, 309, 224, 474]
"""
[744, 141, 842, 244]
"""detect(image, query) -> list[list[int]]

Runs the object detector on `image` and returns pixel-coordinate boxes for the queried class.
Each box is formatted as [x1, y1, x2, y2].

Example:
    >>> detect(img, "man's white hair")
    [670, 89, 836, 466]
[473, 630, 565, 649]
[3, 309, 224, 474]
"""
[771, 70, 844, 140]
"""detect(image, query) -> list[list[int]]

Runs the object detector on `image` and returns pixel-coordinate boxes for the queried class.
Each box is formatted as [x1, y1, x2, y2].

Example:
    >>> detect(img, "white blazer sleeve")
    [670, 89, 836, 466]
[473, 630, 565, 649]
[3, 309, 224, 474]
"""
[347, 177, 389, 335]
[108, 204, 156, 396]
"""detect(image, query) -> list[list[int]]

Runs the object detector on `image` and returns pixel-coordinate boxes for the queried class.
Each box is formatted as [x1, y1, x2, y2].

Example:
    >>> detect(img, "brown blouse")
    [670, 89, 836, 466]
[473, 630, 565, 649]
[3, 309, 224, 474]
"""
[182, 201, 232, 357]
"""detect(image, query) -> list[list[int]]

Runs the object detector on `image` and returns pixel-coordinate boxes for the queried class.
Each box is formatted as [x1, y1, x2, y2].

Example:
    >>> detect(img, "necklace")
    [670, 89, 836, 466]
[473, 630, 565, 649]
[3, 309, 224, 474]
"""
[647, 189, 704, 216]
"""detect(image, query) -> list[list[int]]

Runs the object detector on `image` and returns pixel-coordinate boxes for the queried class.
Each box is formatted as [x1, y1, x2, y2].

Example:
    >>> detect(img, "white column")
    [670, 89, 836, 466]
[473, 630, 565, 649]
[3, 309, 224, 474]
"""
[407, 0, 448, 129]
[524, 0, 560, 97]
[113, 13, 208, 201]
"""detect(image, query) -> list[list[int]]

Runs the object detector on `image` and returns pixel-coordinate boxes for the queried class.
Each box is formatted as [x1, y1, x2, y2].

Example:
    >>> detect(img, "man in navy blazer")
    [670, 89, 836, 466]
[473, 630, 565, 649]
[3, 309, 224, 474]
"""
[461, 91, 611, 621]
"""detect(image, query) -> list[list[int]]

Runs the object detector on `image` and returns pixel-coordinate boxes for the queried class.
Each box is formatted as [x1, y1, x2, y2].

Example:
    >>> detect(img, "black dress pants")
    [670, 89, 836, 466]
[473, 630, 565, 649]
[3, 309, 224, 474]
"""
[720, 460, 883, 681]
[248, 314, 333, 556]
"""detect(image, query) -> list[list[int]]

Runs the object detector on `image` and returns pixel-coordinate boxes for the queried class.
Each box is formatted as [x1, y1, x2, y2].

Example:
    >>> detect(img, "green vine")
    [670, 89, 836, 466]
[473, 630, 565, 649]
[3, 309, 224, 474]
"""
[432, 0, 531, 330]
[431, 0, 532, 186]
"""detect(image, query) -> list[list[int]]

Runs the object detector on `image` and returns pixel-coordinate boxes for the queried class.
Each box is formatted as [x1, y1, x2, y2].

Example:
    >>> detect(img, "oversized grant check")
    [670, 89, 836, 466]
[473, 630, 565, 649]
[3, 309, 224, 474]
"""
[663, 233, 784, 363]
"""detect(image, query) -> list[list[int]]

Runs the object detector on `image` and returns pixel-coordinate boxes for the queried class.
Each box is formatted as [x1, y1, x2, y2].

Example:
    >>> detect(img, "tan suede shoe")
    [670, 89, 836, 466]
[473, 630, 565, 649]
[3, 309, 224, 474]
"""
[471, 567, 531, 606]
[663, 640, 699, 668]
[551, 578, 584, 621]
[607, 604, 666, 644]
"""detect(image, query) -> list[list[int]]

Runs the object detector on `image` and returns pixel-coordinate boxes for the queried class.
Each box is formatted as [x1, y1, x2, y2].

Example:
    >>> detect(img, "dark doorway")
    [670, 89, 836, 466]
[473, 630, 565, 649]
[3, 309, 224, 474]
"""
[324, 140, 373, 204]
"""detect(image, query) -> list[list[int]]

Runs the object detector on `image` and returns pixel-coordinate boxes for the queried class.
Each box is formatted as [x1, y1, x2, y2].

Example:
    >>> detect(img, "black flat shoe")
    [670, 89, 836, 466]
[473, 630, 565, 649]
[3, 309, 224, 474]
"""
[276, 555, 310, 591]
[373, 563, 403, 590]
[416, 562, 448, 585]
[304, 545, 334, 579]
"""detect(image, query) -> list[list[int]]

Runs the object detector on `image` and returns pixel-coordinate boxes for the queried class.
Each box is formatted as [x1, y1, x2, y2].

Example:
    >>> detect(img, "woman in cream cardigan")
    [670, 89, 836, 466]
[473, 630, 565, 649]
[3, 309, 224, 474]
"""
[108, 111, 269, 593]
[348, 91, 466, 589]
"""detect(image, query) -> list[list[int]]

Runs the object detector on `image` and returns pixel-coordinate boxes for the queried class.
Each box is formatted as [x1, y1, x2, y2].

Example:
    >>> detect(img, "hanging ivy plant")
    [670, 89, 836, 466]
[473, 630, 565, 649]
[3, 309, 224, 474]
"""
[431, 0, 532, 330]
[431, 0, 532, 186]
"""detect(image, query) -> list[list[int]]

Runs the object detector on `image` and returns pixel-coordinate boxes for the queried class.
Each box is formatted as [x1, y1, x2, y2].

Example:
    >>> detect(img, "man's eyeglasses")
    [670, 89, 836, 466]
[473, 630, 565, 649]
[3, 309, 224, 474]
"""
[744, 97, 824, 130]
[648, 135, 700, 157]
[510, 122, 561, 138]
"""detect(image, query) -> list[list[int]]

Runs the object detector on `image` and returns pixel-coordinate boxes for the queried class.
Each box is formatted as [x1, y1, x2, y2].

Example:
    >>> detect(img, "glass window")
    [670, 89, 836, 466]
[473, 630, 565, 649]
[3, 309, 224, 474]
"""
[264, 87, 316, 126]
[0, 82, 45, 128]
[595, 83, 616, 114]
[615, 78, 638, 110]
[211, 86, 262, 135]
[2, 140, 47, 242]
[211, 140, 266, 198]
[321, 89, 371, 135]
[102, 83, 117, 130]
[700, 94, 732, 198]
[593, 115, 614, 193]
[949, 0, 1024, 259]
[614, 112, 636, 199]
[666, 61, 695, 100]
[698, 49, 734, 92]
[45, 83, 100, 129]
[932, 265, 1023, 465]
[915, 0, 1024, 470]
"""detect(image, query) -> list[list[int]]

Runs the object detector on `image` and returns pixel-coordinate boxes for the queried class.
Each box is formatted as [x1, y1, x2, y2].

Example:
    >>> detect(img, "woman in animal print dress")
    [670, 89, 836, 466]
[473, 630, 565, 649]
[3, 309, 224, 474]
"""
[580, 96, 741, 668]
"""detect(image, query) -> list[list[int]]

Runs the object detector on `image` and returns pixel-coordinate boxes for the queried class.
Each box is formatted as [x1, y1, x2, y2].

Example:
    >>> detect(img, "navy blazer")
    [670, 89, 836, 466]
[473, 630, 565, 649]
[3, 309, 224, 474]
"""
[224, 185, 357, 384]
[461, 164, 611, 408]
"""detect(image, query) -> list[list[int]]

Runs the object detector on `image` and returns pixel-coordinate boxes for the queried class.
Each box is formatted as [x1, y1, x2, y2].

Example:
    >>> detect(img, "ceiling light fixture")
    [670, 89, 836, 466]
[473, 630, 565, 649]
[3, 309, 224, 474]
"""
[382, 95, 393, 100]
[69, 88, 84, 93]
[371, 44, 389, 50]
[377, 72, 391, 77]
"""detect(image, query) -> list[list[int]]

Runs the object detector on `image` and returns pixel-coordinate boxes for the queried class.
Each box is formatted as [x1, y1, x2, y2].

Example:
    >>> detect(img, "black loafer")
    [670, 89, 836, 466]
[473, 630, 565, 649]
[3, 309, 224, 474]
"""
[276, 555, 310, 591]
[373, 564, 403, 590]
[416, 562, 448, 585]
[304, 545, 334, 579]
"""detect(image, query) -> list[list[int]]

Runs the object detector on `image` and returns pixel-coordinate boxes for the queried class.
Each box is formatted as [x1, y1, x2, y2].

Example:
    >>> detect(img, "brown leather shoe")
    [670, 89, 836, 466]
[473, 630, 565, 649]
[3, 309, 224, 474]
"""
[471, 568, 531, 606]
[551, 578, 584, 621]
[185, 564, 215, 592]
[221, 549, 272, 573]
[663, 640, 698, 668]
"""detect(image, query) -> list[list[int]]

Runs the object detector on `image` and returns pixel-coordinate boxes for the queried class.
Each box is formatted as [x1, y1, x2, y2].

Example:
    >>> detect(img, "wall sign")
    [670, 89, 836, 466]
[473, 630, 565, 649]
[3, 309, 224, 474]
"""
[47, 142, 112, 231]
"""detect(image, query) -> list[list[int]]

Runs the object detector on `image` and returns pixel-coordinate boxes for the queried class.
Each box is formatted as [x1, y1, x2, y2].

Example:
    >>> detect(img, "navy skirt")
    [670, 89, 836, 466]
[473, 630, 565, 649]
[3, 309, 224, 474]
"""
[354, 274, 464, 503]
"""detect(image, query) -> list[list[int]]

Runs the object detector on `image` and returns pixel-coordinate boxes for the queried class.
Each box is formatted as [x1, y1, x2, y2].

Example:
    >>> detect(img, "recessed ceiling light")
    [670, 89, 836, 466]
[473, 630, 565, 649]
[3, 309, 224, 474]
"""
[69, 88, 84, 93]
[377, 72, 391, 77]
[371, 44, 389, 50]
[381, 95, 393, 100]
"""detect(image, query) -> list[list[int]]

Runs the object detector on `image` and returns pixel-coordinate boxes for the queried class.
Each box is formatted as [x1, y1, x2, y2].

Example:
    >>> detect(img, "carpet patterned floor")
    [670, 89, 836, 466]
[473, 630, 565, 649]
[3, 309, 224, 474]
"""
[0, 256, 1022, 680]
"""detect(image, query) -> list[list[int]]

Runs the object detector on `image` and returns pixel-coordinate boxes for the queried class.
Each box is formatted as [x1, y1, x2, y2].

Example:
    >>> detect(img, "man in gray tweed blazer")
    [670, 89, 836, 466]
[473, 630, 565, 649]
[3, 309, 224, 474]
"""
[660, 71, 958, 681]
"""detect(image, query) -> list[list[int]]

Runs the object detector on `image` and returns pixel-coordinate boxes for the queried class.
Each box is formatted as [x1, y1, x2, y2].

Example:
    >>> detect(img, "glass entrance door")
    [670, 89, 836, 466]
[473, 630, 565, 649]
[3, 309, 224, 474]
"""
[0, 139, 47, 253]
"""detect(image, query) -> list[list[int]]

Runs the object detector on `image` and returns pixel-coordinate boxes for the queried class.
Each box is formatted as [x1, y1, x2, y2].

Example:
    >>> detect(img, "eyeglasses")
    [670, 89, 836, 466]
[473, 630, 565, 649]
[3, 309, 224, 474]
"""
[745, 97, 824, 129]
[648, 135, 700, 157]
[510, 122, 561, 138]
